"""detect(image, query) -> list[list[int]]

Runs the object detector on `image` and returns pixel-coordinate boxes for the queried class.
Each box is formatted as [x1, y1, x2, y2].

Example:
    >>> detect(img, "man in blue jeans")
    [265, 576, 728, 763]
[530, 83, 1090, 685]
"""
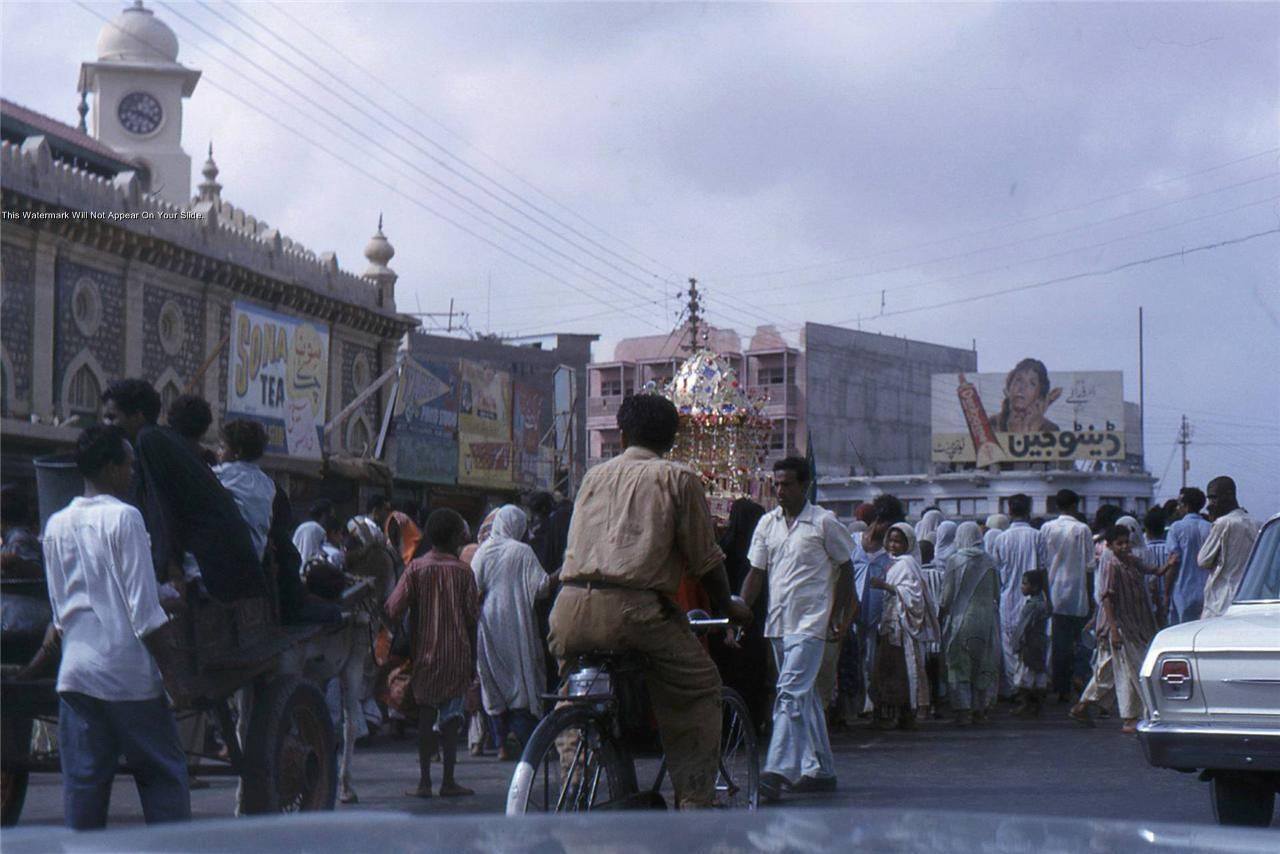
[41, 425, 192, 829]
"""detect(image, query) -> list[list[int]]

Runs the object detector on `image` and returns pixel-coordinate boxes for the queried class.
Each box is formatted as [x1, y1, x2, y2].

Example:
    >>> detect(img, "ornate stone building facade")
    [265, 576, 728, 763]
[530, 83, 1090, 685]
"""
[0, 3, 415, 505]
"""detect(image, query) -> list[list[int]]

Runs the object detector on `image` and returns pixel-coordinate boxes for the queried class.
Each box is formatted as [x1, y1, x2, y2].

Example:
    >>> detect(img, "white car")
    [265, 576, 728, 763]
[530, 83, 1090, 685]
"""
[1138, 512, 1280, 827]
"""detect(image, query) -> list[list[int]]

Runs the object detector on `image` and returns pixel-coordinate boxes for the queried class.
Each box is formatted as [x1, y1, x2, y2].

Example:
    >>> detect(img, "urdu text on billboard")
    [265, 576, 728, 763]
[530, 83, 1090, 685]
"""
[226, 301, 330, 459]
[931, 360, 1124, 465]
[392, 357, 459, 484]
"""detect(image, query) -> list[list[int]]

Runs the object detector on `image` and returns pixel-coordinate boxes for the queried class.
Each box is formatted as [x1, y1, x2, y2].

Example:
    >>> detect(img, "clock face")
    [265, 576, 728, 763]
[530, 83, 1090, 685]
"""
[117, 91, 163, 136]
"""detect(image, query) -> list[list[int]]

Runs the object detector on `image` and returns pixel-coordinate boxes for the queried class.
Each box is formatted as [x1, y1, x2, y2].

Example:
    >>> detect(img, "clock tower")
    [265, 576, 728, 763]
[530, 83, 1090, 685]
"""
[77, 1, 201, 207]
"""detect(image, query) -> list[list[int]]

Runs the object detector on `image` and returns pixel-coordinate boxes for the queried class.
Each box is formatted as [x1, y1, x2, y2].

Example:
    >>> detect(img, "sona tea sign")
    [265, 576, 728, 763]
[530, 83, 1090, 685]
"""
[226, 301, 330, 459]
[931, 361, 1124, 465]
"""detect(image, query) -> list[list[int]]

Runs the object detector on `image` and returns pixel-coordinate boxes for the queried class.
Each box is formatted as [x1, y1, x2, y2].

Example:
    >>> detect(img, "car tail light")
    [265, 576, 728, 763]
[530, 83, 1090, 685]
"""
[1159, 658, 1192, 700]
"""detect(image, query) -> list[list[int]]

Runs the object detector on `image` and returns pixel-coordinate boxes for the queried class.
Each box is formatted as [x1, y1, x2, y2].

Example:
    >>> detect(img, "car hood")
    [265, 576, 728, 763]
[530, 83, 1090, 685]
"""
[1193, 602, 1280, 652]
[4, 807, 1280, 853]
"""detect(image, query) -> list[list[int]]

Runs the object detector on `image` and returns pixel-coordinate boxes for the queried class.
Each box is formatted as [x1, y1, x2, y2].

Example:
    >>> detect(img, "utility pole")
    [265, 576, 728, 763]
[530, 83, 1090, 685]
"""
[1178, 414, 1192, 489]
[684, 277, 703, 352]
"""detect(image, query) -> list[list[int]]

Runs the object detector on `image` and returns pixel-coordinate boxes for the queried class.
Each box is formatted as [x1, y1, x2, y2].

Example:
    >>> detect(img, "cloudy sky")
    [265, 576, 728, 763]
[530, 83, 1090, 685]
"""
[3, 2, 1278, 513]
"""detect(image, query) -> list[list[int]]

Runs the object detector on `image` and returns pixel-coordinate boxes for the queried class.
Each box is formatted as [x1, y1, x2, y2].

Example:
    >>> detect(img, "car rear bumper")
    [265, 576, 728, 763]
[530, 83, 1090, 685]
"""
[1138, 721, 1280, 772]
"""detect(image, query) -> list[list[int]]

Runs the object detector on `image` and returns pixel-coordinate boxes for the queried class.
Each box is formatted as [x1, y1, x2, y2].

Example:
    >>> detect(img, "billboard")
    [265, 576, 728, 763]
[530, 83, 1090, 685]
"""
[513, 382, 548, 488]
[226, 302, 330, 459]
[392, 357, 459, 484]
[931, 362, 1124, 464]
[458, 360, 513, 488]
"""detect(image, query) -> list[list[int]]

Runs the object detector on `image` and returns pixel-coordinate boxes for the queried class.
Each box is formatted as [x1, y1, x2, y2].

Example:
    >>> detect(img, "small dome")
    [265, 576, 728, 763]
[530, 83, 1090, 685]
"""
[96, 2, 179, 64]
[363, 215, 396, 268]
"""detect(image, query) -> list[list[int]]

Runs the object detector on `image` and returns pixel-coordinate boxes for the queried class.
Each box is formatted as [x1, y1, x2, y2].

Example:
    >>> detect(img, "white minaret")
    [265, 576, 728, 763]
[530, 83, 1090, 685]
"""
[77, 1, 201, 206]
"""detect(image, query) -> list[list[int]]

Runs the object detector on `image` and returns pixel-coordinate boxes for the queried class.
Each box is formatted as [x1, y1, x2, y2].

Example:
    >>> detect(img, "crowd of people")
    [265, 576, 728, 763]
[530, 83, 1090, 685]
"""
[0, 376, 1267, 826]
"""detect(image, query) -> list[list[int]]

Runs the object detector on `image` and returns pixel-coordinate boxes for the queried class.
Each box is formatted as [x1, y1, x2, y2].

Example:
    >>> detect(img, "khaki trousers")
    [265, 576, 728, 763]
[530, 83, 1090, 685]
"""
[548, 586, 722, 807]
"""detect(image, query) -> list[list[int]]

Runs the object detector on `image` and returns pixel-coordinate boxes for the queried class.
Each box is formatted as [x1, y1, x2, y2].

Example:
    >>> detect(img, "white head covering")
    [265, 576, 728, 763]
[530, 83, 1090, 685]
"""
[985, 513, 1010, 532]
[934, 520, 958, 563]
[955, 521, 983, 551]
[915, 509, 943, 544]
[889, 521, 923, 564]
[1116, 515, 1146, 550]
[488, 505, 527, 542]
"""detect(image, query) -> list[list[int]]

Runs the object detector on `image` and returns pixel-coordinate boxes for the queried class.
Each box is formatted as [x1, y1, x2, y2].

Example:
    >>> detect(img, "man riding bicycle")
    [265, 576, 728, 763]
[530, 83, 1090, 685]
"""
[548, 393, 753, 809]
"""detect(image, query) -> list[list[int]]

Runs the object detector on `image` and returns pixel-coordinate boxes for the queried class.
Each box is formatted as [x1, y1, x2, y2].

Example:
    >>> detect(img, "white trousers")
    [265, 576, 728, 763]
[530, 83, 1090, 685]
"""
[765, 635, 835, 784]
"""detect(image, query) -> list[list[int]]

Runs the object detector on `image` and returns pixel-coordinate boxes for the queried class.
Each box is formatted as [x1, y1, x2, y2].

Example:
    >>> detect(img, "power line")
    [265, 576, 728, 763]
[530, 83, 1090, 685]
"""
[76, 2, 668, 332]
[200, 1, 682, 306]
[158, 2, 675, 322]
[710, 146, 1280, 281]
[706, 171, 1279, 298]
[822, 227, 1280, 326]
[262, 0, 688, 285]
[738, 191, 1280, 314]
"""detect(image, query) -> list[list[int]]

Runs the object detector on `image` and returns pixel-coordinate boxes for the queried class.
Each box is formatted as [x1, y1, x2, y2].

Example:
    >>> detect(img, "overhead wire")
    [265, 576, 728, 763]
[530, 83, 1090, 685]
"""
[709, 146, 1280, 281]
[158, 1, 680, 329]
[75, 2, 667, 331]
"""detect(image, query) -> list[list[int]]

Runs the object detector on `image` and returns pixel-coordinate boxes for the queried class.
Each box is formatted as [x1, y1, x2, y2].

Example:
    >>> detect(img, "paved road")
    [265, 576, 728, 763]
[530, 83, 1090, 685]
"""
[12, 703, 1253, 829]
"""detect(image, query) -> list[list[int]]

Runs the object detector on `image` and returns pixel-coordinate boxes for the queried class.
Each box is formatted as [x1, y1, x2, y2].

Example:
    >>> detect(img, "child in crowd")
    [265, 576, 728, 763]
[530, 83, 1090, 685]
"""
[1013, 569, 1050, 717]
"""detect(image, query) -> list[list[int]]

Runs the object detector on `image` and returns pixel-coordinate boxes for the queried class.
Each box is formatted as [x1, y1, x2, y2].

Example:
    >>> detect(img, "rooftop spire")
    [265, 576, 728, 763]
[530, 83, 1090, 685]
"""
[197, 142, 221, 202]
[364, 214, 398, 307]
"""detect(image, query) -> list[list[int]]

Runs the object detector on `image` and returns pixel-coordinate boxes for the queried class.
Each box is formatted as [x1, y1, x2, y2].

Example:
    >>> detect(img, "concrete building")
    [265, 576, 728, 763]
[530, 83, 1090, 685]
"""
[587, 321, 977, 476]
[384, 330, 595, 525]
[0, 3, 415, 515]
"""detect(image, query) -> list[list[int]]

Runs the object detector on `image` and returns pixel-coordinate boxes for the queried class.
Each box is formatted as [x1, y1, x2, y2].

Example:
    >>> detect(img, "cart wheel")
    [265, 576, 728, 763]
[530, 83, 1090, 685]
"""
[241, 677, 336, 814]
[1, 716, 33, 827]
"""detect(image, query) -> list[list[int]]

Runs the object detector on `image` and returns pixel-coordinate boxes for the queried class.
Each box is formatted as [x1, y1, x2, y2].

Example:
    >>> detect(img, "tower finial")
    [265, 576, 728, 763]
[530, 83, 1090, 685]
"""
[197, 142, 221, 202]
[77, 91, 89, 133]
[378, 211, 383, 232]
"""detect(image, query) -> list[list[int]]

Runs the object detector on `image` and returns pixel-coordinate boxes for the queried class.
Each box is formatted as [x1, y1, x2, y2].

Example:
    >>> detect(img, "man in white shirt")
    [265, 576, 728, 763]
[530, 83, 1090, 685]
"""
[990, 493, 1041, 697]
[42, 425, 191, 830]
[1036, 489, 1094, 703]
[741, 457, 855, 801]
[293, 499, 333, 568]
[1197, 476, 1262, 619]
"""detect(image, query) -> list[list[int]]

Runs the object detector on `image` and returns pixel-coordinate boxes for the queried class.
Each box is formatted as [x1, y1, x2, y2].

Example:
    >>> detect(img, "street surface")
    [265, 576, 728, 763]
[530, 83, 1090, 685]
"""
[16, 702, 1255, 829]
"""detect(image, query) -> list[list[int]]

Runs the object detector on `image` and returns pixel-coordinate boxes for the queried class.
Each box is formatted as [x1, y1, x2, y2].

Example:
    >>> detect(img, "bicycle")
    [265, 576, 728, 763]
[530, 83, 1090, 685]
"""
[506, 616, 759, 814]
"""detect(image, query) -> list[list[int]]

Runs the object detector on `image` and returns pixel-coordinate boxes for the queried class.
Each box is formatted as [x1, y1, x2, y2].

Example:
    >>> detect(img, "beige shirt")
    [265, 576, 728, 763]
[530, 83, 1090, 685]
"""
[1198, 508, 1262, 618]
[560, 446, 723, 595]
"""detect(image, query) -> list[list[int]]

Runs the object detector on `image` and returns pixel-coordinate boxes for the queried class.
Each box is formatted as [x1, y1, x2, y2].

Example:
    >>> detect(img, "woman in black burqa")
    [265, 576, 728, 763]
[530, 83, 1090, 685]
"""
[711, 497, 770, 729]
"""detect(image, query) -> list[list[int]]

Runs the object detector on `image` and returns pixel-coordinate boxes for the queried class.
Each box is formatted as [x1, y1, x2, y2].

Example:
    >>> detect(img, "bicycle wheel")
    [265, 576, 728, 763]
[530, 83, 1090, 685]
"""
[717, 687, 759, 810]
[506, 705, 637, 815]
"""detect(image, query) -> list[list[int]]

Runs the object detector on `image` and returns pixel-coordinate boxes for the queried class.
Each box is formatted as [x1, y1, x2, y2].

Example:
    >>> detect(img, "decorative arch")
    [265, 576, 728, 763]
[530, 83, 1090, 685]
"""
[153, 366, 186, 416]
[345, 413, 373, 458]
[61, 349, 108, 419]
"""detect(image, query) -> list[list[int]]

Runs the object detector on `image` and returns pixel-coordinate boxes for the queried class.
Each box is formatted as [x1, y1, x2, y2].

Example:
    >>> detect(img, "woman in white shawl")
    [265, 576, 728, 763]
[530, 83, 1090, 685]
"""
[470, 505, 557, 759]
[915, 509, 944, 546]
[869, 523, 941, 729]
[939, 522, 1001, 725]
[933, 521, 959, 565]
[982, 513, 1009, 553]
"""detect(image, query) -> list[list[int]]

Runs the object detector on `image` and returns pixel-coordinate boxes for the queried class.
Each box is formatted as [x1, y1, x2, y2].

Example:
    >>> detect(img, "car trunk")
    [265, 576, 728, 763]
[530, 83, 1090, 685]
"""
[1193, 603, 1280, 729]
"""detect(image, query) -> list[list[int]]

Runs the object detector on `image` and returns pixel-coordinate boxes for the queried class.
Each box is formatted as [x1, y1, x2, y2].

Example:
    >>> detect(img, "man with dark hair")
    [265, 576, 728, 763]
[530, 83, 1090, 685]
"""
[1143, 508, 1171, 620]
[1036, 488, 1094, 703]
[741, 456, 855, 799]
[214, 420, 276, 562]
[990, 493, 1041, 696]
[165, 395, 212, 443]
[42, 425, 191, 829]
[1164, 487, 1212, 624]
[385, 508, 479, 798]
[293, 499, 334, 566]
[101, 379, 261, 602]
[1197, 476, 1260, 619]
[548, 393, 750, 809]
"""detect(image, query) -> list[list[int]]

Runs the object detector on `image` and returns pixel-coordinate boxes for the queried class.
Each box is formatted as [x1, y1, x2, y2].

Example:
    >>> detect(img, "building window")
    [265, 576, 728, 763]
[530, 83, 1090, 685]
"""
[758, 365, 787, 386]
[1100, 496, 1125, 512]
[158, 300, 186, 356]
[71, 277, 102, 338]
[67, 364, 101, 415]
[600, 378, 624, 397]
[601, 440, 621, 459]
[768, 423, 794, 452]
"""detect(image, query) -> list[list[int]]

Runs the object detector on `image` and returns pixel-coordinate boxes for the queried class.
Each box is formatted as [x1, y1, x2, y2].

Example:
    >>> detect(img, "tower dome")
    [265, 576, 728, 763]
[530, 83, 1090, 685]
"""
[96, 1, 179, 64]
